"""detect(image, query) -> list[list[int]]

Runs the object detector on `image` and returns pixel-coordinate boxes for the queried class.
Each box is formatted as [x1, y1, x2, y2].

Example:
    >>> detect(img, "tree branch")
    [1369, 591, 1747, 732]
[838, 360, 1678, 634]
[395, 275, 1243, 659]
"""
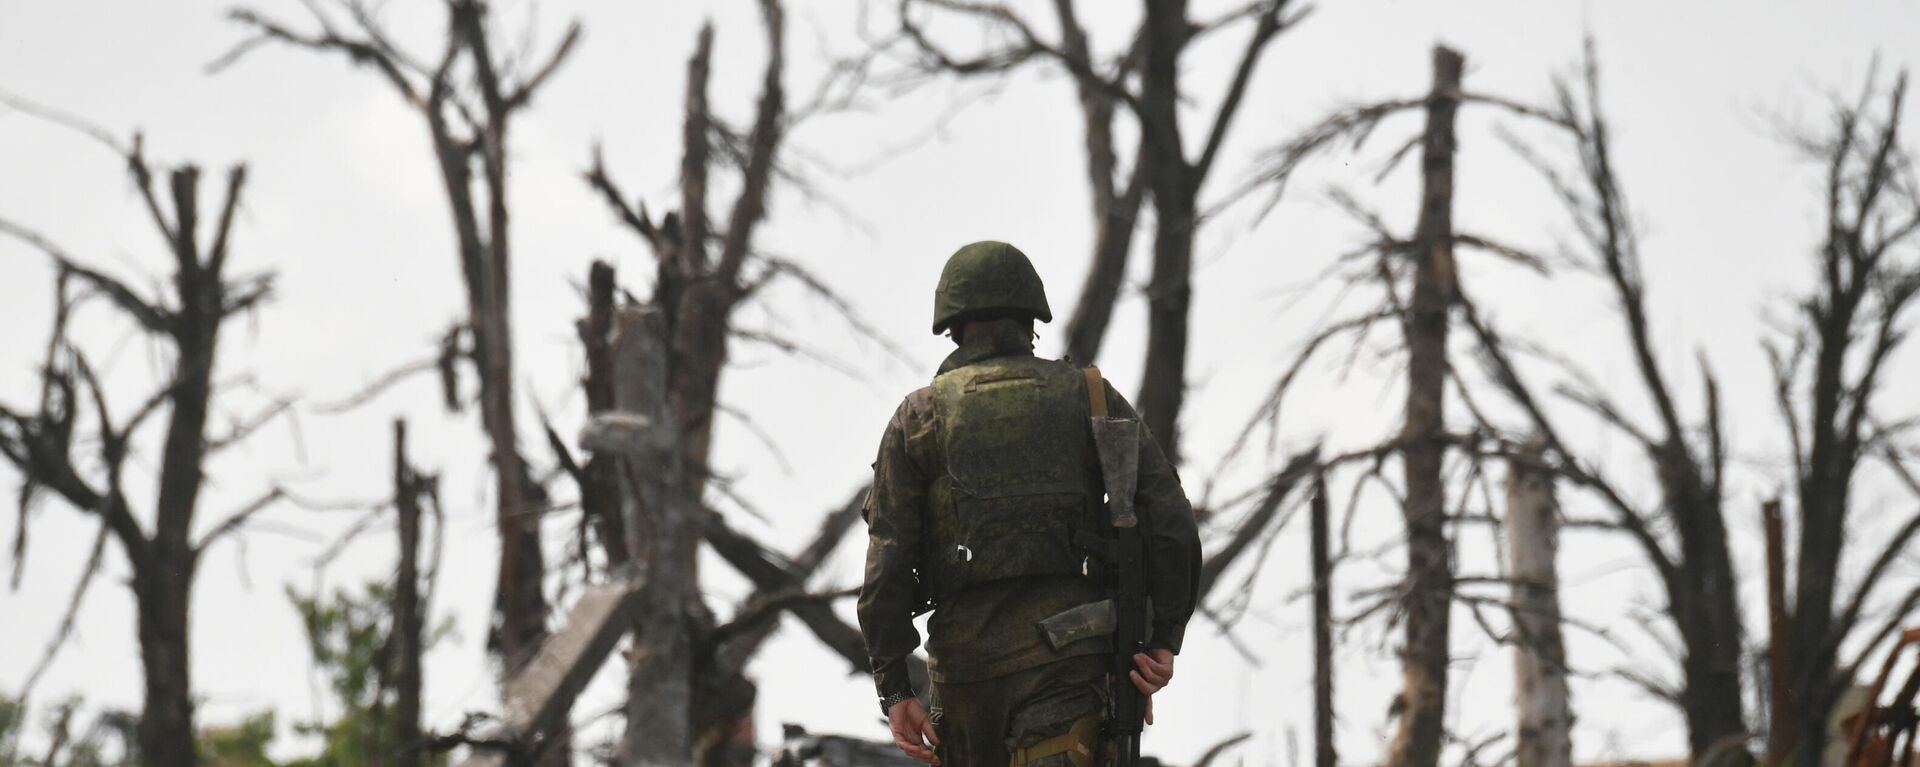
[0, 221, 173, 333]
[715, 0, 788, 288]
[1199, 449, 1318, 598]
[1193, 0, 1303, 183]
[222, 7, 426, 107]
[710, 586, 859, 646]
[502, 21, 583, 111]
[193, 486, 289, 552]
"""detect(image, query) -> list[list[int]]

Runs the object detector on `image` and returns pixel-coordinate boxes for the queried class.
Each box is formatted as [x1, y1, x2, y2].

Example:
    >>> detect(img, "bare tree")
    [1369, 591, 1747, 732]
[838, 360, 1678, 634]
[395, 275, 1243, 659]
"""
[565, 261, 628, 581]
[393, 419, 439, 767]
[581, 6, 784, 759]
[0, 114, 275, 767]
[1765, 69, 1920, 767]
[1228, 40, 1658, 767]
[222, 0, 583, 691]
[1383, 47, 1465, 767]
[564, 259, 881, 763]
[578, 2, 905, 761]
[1434, 44, 1753, 762]
[1448, 49, 1920, 766]
[879, 0, 1309, 463]
[1221, 44, 1484, 767]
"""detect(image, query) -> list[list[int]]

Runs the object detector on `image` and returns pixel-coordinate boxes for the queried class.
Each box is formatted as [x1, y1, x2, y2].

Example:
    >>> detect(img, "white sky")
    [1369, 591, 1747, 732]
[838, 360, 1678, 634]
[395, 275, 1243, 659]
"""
[3, 1, 1919, 765]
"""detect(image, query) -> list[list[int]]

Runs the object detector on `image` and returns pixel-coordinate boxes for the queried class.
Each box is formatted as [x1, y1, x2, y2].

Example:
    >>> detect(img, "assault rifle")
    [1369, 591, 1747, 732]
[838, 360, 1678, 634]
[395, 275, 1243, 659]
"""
[1039, 367, 1150, 766]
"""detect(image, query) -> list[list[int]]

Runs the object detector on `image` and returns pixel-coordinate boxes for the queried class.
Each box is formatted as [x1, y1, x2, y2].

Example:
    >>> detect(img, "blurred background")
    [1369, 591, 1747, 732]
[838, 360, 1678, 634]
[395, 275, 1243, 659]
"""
[2, 1, 1919, 766]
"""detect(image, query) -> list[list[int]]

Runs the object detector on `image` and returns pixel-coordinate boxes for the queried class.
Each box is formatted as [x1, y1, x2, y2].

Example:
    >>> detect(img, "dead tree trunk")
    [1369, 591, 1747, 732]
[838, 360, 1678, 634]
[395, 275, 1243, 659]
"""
[1311, 473, 1336, 767]
[1764, 499, 1793, 766]
[574, 262, 628, 574]
[1666, 461, 1748, 764]
[2, 141, 273, 767]
[612, 308, 697, 766]
[445, 0, 551, 683]
[134, 550, 197, 767]
[394, 420, 427, 767]
[1134, 0, 1291, 464]
[1385, 45, 1462, 767]
[225, 0, 583, 691]
[1135, 0, 1196, 464]
[580, 6, 813, 760]
[1507, 443, 1572, 767]
[1048, 0, 1144, 367]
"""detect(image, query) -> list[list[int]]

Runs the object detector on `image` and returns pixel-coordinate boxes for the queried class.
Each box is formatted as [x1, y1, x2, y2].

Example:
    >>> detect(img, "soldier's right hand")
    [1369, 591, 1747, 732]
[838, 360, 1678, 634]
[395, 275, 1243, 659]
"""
[887, 699, 940, 765]
[887, 698, 941, 764]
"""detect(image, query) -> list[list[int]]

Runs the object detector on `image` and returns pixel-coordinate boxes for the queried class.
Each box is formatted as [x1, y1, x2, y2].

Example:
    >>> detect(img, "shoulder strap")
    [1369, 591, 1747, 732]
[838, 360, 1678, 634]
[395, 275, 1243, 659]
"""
[1083, 366, 1108, 419]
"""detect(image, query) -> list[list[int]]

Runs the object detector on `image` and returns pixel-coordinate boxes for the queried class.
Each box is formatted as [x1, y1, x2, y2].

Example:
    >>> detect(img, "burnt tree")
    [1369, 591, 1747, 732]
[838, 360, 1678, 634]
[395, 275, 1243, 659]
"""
[1767, 70, 1920, 767]
[1236, 42, 1608, 767]
[579, 2, 895, 761]
[1266, 40, 1780, 761]
[1226, 44, 1472, 767]
[0, 125, 275, 767]
[1460, 48, 1752, 762]
[225, 0, 582, 708]
[1385, 46, 1464, 767]
[1310, 473, 1336, 767]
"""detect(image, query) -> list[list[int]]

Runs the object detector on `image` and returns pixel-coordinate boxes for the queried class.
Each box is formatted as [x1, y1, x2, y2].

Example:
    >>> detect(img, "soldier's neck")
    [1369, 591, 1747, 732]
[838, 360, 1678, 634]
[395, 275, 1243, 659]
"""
[938, 319, 1036, 375]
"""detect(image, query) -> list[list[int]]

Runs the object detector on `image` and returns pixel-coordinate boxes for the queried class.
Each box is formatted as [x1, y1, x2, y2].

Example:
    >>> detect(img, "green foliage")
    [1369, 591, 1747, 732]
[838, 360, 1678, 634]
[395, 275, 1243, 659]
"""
[0, 694, 23, 767]
[199, 712, 277, 767]
[0, 695, 137, 767]
[3, 581, 451, 767]
[282, 580, 450, 767]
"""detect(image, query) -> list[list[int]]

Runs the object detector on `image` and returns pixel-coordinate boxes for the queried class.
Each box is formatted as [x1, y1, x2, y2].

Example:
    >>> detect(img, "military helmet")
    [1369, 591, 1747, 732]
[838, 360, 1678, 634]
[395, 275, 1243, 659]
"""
[930, 240, 1053, 335]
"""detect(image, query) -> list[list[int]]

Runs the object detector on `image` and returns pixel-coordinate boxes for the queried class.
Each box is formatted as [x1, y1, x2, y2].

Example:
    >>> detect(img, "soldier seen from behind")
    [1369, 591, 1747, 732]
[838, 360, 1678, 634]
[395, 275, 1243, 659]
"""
[858, 241, 1203, 766]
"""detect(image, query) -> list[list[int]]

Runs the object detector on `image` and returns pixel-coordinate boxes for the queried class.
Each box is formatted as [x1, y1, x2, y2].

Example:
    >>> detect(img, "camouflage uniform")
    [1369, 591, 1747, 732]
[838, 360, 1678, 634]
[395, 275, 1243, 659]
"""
[857, 242, 1201, 767]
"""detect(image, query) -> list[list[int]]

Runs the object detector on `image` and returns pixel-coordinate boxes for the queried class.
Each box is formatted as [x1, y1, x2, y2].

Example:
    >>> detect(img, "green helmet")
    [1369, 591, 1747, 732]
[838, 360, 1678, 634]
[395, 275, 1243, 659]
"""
[931, 240, 1053, 335]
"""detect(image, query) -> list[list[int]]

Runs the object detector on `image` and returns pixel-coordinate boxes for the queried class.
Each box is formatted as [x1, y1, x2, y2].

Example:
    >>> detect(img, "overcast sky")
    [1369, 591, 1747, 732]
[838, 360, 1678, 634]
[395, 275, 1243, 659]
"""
[4, 0, 1919, 765]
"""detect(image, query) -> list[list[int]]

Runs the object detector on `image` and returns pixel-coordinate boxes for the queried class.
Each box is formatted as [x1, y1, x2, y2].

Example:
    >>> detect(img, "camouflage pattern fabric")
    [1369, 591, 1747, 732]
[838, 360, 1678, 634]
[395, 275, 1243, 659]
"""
[929, 654, 1106, 767]
[857, 318, 1201, 706]
[931, 241, 1054, 334]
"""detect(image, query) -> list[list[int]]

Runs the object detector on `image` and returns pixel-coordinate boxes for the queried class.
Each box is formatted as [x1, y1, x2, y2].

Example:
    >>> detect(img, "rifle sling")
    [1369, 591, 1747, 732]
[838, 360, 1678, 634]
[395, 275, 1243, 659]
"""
[1083, 367, 1107, 419]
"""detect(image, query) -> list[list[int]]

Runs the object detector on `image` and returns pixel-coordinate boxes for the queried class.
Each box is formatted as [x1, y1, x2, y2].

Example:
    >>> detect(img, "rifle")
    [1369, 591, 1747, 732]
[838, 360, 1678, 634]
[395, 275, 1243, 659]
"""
[1039, 367, 1150, 766]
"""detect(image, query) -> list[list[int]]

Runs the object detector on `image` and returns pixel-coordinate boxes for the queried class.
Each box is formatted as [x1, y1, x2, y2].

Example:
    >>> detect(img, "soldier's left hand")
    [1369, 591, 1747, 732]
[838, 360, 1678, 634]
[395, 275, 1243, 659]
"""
[1129, 649, 1175, 696]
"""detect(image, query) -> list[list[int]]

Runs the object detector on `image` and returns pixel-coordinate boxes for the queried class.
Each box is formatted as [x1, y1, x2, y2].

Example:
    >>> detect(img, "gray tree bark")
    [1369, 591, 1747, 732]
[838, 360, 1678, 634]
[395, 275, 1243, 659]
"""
[1506, 444, 1572, 767]
[1384, 45, 1462, 767]
[612, 308, 697, 766]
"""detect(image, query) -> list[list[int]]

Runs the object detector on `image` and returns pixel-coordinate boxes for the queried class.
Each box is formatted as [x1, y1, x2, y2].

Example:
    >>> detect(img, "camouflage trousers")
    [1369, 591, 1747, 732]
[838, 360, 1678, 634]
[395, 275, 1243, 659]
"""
[929, 654, 1108, 767]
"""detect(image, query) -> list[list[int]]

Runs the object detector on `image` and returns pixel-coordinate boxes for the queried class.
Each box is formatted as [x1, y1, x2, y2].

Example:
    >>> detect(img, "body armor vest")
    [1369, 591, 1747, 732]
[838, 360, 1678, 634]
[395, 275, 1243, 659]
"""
[921, 355, 1102, 604]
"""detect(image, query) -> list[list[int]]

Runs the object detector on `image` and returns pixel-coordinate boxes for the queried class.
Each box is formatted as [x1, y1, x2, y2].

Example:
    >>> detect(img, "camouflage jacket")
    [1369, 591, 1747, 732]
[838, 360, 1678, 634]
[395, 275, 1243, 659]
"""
[856, 322, 1201, 700]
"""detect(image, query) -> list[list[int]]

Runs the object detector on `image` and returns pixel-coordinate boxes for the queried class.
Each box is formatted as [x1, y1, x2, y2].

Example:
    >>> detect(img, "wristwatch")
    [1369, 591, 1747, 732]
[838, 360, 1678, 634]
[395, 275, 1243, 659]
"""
[878, 690, 916, 716]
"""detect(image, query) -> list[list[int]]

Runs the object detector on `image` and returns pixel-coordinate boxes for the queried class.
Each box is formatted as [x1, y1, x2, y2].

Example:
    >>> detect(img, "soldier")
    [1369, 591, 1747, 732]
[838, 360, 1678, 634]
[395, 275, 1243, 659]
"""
[858, 241, 1203, 766]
